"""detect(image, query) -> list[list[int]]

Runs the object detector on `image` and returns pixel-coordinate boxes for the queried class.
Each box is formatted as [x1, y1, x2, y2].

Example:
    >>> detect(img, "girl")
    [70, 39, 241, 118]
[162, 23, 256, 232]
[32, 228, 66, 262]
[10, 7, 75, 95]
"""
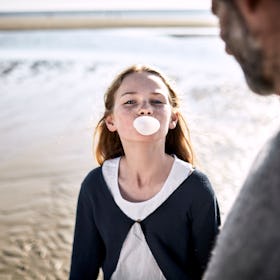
[70, 65, 220, 280]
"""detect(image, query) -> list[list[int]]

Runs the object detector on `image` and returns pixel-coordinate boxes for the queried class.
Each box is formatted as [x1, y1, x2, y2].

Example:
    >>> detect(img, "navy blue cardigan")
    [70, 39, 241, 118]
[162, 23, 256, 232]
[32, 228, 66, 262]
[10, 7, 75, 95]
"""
[70, 167, 220, 280]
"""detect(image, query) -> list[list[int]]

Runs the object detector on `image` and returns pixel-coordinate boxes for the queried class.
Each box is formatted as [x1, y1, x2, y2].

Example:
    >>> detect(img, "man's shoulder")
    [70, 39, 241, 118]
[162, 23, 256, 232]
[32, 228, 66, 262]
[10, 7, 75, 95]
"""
[254, 129, 280, 172]
[271, 129, 280, 149]
[242, 129, 280, 197]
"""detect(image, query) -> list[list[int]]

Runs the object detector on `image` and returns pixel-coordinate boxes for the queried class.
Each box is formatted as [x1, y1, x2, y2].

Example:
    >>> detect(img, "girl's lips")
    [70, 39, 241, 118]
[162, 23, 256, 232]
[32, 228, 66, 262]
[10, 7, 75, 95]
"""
[133, 116, 160, 136]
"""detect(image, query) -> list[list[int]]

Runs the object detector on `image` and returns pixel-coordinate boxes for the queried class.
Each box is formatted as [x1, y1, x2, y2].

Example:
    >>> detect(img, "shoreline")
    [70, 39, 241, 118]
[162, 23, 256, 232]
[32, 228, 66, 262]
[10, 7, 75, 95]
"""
[0, 10, 217, 30]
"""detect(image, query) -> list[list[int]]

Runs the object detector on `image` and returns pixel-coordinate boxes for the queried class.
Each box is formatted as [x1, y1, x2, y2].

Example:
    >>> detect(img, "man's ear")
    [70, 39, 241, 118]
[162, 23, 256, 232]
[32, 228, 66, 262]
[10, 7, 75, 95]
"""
[105, 115, 117, 132]
[243, 0, 260, 12]
[237, 0, 269, 34]
[169, 112, 178, 130]
[237, 0, 261, 16]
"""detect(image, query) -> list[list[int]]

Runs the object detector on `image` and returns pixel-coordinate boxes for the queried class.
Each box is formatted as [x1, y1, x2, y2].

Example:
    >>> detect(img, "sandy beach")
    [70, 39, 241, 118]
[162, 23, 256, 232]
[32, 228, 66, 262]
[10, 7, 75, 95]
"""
[0, 28, 279, 279]
[0, 128, 94, 279]
[0, 1, 214, 30]
[0, 10, 217, 30]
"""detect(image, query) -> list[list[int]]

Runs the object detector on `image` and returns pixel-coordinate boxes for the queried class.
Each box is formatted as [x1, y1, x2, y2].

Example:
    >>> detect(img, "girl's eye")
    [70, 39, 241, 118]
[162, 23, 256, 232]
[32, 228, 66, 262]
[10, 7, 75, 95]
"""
[124, 100, 136, 105]
[151, 99, 164, 105]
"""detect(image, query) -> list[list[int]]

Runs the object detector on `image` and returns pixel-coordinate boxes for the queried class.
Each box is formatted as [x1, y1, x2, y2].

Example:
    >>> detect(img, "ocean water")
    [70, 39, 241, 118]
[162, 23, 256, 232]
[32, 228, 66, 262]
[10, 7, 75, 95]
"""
[1, 27, 278, 160]
[0, 27, 238, 163]
[0, 26, 279, 204]
[0, 27, 279, 278]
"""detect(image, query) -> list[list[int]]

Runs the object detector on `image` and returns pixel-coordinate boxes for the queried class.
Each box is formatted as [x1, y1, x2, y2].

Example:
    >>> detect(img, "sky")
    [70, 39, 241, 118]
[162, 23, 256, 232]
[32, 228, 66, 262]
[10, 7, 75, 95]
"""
[0, 0, 211, 12]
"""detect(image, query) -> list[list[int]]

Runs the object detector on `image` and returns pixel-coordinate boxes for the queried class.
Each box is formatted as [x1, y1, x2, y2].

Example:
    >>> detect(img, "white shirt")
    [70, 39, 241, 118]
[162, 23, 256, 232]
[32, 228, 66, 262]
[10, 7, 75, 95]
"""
[102, 156, 193, 280]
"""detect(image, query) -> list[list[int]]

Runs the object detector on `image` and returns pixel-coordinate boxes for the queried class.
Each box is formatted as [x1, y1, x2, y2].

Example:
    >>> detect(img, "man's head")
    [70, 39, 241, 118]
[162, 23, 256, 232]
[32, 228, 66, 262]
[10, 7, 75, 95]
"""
[212, 0, 280, 95]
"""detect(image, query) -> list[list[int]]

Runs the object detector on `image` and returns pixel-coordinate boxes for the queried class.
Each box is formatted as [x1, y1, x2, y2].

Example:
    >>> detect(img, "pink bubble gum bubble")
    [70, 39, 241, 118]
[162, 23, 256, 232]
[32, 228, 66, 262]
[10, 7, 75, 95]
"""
[133, 116, 160, 136]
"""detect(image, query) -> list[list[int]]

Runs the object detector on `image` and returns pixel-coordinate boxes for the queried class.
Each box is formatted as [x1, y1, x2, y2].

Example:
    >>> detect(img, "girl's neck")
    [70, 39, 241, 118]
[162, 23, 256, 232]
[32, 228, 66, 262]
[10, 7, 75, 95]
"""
[121, 141, 168, 176]
[118, 143, 175, 202]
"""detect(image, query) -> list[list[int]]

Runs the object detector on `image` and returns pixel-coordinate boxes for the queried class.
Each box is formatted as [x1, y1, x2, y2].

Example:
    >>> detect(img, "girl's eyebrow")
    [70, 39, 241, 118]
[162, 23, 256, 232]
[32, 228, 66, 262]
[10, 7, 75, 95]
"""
[120, 91, 137, 97]
[120, 91, 165, 97]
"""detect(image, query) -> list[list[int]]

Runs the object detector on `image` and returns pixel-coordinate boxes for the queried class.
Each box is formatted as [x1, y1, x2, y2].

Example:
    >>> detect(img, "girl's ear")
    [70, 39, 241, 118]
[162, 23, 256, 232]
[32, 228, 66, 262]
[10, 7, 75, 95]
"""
[105, 115, 117, 132]
[169, 112, 178, 130]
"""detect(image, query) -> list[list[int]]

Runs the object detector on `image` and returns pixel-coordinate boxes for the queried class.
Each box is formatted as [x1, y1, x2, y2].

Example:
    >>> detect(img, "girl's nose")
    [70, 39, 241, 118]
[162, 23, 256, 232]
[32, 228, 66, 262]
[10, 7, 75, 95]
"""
[138, 102, 152, 115]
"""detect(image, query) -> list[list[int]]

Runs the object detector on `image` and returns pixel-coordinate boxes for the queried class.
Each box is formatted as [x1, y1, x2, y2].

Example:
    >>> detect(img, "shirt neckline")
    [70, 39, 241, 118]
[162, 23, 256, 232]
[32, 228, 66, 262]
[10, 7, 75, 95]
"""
[102, 155, 193, 221]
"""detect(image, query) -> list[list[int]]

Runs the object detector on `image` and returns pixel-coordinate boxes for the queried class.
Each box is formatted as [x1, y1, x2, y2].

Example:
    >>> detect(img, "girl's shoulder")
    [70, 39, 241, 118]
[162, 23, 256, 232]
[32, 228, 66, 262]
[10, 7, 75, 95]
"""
[190, 168, 211, 183]
[83, 166, 103, 183]
[79, 166, 104, 196]
[184, 168, 216, 198]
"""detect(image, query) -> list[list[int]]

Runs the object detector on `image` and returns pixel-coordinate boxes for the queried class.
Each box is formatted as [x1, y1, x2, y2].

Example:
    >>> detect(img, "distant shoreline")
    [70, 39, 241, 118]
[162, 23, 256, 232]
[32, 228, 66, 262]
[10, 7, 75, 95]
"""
[0, 10, 217, 30]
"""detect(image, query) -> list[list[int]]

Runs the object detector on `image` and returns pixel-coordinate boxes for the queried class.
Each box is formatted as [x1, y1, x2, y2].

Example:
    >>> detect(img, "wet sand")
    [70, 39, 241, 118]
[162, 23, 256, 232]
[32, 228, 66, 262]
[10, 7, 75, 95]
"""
[0, 55, 279, 279]
[0, 126, 95, 279]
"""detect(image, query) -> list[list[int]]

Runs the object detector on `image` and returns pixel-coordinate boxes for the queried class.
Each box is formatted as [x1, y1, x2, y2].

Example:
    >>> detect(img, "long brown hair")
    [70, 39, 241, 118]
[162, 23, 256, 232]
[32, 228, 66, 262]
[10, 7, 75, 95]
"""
[94, 64, 194, 165]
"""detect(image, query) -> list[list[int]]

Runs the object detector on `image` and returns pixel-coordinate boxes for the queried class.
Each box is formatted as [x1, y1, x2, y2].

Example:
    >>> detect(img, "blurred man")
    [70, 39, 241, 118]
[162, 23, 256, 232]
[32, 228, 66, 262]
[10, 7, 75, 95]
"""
[204, 0, 280, 279]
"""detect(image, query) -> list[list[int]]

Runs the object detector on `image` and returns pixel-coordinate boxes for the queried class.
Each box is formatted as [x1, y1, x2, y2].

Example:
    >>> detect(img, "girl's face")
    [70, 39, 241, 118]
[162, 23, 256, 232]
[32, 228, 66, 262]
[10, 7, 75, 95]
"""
[105, 71, 177, 143]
